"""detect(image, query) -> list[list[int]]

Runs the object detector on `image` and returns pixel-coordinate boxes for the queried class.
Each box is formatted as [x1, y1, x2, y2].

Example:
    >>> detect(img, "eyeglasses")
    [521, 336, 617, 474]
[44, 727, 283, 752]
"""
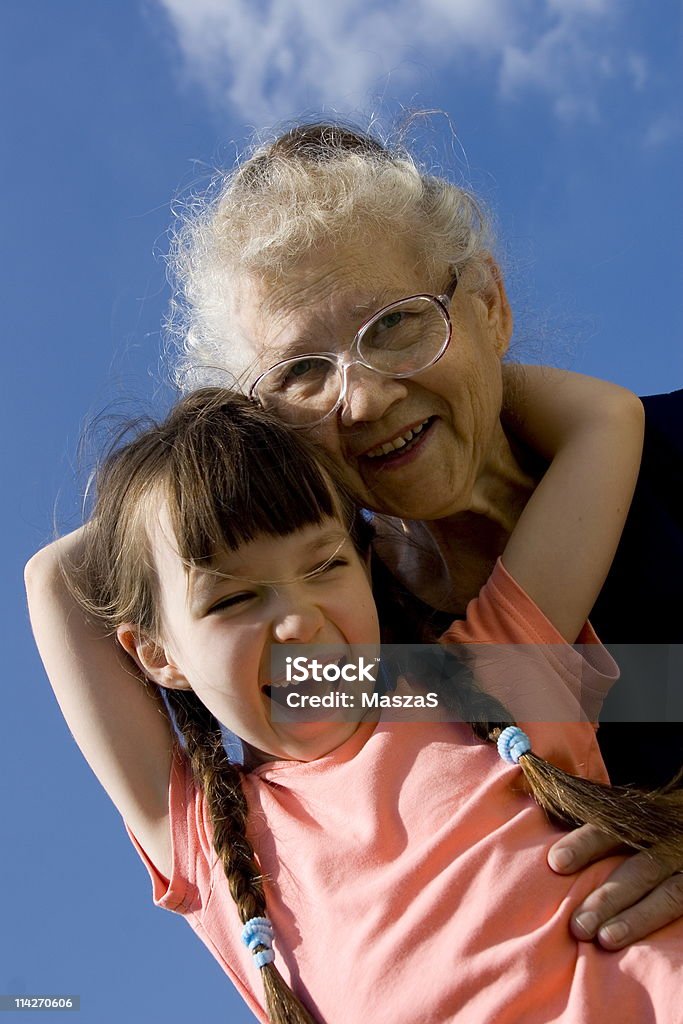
[249, 275, 458, 428]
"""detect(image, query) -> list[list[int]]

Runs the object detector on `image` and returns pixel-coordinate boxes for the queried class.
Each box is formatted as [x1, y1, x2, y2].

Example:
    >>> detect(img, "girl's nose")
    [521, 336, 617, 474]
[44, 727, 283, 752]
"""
[338, 363, 409, 426]
[272, 597, 326, 644]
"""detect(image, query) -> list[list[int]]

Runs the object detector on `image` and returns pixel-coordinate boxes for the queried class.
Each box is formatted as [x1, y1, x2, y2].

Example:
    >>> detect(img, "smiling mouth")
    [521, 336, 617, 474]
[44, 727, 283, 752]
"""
[263, 682, 319, 707]
[363, 417, 435, 461]
[262, 656, 348, 707]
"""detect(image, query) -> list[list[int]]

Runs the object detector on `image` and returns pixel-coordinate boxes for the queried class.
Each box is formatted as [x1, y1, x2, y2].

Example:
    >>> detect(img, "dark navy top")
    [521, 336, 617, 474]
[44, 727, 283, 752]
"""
[591, 389, 683, 786]
[373, 390, 683, 788]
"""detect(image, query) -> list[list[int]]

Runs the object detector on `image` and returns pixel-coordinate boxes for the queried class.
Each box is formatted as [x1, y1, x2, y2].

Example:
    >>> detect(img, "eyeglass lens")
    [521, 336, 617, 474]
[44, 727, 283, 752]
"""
[256, 296, 449, 425]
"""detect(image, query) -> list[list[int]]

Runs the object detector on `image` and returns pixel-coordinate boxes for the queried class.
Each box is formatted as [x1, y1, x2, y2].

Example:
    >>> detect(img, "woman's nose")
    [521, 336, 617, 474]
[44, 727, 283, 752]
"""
[338, 363, 409, 426]
[272, 595, 326, 644]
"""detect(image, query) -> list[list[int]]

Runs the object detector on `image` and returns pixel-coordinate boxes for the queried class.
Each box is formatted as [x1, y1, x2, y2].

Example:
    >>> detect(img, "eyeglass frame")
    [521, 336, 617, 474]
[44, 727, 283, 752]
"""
[248, 272, 459, 428]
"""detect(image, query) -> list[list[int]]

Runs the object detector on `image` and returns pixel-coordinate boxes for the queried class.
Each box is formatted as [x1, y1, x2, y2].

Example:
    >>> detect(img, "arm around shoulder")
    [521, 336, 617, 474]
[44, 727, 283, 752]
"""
[25, 533, 174, 878]
[501, 368, 644, 642]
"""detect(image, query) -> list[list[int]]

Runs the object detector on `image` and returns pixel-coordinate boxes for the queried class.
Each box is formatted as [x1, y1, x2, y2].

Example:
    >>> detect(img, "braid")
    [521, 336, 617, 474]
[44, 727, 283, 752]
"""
[373, 563, 683, 855]
[437, 648, 683, 853]
[492, 734, 683, 856]
[165, 690, 317, 1024]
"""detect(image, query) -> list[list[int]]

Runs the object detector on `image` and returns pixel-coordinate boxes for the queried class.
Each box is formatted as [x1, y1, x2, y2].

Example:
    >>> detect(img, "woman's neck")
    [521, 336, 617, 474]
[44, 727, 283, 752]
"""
[432, 427, 539, 548]
[373, 429, 540, 615]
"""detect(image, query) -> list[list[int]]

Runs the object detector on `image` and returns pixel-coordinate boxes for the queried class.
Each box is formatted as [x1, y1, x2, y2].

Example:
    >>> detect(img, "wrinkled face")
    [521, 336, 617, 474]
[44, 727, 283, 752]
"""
[235, 234, 512, 520]
[150, 511, 380, 763]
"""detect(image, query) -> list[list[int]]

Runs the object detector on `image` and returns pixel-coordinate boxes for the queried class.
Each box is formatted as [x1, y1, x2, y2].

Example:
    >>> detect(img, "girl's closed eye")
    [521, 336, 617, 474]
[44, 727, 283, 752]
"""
[208, 590, 258, 614]
[203, 559, 348, 612]
[316, 557, 349, 573]
[305, 552, 352, 585]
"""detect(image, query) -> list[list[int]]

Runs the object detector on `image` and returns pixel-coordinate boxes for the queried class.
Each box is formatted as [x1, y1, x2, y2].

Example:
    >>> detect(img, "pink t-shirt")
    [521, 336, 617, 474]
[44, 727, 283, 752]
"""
[128, 561, 683, 1023]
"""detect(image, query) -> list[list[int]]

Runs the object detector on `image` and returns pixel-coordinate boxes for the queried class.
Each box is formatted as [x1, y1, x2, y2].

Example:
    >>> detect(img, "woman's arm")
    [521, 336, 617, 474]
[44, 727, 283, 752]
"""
[25, 531, 174, 877]
[500, 366, 644, 642]
[503, 367, 683, 950]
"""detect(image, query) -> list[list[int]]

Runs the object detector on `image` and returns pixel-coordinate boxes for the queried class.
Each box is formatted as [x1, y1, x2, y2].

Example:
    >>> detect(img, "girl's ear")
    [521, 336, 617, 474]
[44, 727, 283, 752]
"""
[116, 624, 192, 691]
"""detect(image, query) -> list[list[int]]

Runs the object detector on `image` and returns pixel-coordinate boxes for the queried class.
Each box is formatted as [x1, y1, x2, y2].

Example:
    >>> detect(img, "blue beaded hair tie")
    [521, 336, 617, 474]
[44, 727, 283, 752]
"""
[242, 916, 275, 969]
[497, 726, 532, 765]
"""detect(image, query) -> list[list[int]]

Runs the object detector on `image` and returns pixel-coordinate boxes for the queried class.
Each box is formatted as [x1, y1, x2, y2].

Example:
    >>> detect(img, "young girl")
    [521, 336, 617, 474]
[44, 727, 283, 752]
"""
[26, 374, 683, 1024]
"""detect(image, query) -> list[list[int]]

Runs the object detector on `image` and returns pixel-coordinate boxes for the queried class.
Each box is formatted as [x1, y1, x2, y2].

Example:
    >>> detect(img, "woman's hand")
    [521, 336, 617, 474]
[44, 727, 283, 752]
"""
[548, 825, 683, 948]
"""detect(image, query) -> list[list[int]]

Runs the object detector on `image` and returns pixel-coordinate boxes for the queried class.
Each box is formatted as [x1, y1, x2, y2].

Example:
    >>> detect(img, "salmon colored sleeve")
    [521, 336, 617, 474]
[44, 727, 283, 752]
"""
[442, 558, 603, 645]
[124, 751, 270, 1022]
[125, 744, 203, 914]
[441, 558, 619, 724]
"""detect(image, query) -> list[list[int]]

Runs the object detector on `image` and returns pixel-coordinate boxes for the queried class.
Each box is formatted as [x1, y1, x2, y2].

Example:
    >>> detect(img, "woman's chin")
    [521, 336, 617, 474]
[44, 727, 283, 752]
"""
[360, 461, 468, 521]
[336, 417, 470, 520]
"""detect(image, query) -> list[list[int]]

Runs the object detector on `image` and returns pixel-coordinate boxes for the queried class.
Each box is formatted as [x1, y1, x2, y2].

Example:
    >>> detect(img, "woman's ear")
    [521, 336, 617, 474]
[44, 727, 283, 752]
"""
[116, 624, 192, 690]
[480, 256, 513, 356]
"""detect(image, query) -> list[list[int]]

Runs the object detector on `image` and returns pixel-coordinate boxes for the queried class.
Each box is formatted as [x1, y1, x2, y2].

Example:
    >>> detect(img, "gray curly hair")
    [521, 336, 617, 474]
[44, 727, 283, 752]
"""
[166, 122, 495, 392]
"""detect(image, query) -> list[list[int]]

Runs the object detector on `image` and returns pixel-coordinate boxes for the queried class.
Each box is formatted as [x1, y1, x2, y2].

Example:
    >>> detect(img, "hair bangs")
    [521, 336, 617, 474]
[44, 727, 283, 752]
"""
[69, 388, 367, 639]
[162, 390, 346, 568]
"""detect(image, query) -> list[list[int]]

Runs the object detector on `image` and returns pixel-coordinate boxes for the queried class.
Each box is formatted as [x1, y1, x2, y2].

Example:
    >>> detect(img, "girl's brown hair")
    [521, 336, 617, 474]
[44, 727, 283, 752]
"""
[70, 387, 683, 1024]
[70, 388, 367, 1024]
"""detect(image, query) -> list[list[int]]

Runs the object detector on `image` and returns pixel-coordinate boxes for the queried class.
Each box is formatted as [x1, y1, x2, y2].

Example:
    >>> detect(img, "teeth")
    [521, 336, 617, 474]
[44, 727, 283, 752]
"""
[269, 675, 312, 689]
[266, 656, 347, 689]
[365, 419, 430, 459]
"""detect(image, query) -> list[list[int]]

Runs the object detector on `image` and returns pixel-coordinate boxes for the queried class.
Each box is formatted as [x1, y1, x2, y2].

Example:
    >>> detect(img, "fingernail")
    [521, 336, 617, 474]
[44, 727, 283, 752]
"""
[549, 847, 574, 870]
[574, 912, 599, 937]
[599, 921, 629, 946]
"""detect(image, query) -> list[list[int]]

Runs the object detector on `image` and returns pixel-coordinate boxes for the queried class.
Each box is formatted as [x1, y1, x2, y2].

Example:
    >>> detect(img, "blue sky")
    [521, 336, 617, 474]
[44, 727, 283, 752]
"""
[2, 1, 681, 1021]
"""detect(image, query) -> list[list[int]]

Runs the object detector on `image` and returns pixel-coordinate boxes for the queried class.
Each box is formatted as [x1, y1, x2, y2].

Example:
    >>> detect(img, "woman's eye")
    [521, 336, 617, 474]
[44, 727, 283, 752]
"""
[274, 358, 332, 396]
[286, 358, 315, 379]
[281, 358, 326, 387]
[375, 310, 404, 333]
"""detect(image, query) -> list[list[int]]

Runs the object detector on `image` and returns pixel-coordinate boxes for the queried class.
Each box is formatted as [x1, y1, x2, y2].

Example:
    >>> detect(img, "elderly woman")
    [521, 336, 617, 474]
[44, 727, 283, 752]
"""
[166, 122, 683, 946]
[26, 122, 682, 956]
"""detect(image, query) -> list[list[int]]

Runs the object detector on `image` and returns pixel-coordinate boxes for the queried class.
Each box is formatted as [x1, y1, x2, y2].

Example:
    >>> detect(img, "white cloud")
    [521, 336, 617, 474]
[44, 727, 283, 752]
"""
[626, 52, 648, 92]
[498, 1, 623, 122]
[643, 113, 682, 149]
[152, 0, 645, 125]
[546, 0, 612, 13]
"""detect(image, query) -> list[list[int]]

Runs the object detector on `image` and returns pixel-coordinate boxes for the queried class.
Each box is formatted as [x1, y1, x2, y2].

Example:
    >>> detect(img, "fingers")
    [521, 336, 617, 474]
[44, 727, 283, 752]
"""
[568, 849, 683, 949]
[547, 823, 622, 873]
[595, 873, 683, 949]
[548, 829, 683, 949]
